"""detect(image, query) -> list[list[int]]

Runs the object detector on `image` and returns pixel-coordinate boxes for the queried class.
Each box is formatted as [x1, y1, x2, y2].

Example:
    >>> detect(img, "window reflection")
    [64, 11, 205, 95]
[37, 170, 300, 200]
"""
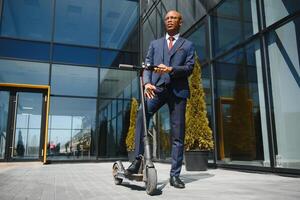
[0, 59, 49, 85]
[187, 24, 207, 62]
[157, 105, 171, 160]
[101, 0, 138, 50]
[267, 18, 300, 169]
[211, 0, 258, 56]
[0, 91, 9, 159]
[51, 64, 98, 97]
[1, 0, 52, 41]
[98, 97, 135, 157]
[99, 68, 138, 98]
[48, 97, 96, 160]
[54, 0, 100, 46]
[214, 40, 269, 166]
[100, 49, 138, 68]
[264, 0, 300, 27]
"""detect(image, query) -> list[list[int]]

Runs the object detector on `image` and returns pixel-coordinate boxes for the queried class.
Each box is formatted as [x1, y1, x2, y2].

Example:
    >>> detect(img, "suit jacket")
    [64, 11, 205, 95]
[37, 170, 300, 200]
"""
[143, 36, 195, 99]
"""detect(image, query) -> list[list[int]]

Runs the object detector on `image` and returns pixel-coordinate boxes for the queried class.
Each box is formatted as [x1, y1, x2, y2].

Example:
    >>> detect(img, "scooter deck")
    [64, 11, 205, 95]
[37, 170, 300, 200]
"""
[116, 171, 144, 182]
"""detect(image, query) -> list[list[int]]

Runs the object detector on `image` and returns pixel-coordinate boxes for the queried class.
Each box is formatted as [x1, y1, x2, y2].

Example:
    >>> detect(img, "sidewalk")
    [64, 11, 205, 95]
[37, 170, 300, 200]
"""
[0, 162, 299, 200]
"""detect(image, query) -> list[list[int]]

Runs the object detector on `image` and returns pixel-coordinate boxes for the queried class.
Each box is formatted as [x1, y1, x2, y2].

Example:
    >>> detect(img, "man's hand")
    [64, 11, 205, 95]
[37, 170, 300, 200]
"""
[144, 83, 156, 99]
[154, 64, 173, 74]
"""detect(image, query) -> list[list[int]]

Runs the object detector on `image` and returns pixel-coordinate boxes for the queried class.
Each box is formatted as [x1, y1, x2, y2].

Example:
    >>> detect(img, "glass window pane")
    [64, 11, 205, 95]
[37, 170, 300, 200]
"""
[264, 0, 300, 27]
[100, 49, 138, 68]
[48, 96, 96, 159]
[0, 59, 49, 85]
[52, 44, 98, 66]
[1, 0, 52, 41]
[14, 128, 40, 158]
[0, 38, 50, 61]
[99, 68, 138, 99]
[211, 0, 258, 56]
[267, 18, 300, 169]
[48, 129, 71, 156]
[54, 0, 100, 47]
[50, 116, 72, 129]
[178, 0, 206, 33]
[105, 119, 117, 156]
[158, 104, 171, 160]
[214, 40, 270, 167]
[142, 10, 156, 60]
[131, 76, 139, 99]
[0, 91, 9, 159]
[101, 0, 138, 50]
[51, 64, 98, 97]
[187, 24, 207, 62]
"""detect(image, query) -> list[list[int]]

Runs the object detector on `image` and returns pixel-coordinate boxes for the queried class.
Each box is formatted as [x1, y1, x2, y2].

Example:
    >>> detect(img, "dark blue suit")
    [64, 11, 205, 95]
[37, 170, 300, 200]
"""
[134, 36, 195, 177]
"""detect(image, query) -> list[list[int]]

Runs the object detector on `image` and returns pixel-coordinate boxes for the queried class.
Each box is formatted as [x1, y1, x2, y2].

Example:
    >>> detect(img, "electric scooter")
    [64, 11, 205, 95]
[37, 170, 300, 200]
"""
[112, 63, 157, 195]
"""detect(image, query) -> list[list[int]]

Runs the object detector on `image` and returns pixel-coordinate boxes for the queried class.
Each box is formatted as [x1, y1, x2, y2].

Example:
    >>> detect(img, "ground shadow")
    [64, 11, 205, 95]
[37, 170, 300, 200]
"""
[119, 181, 163, 196]
[180, 172, 215, 184]
[116, 172, 214, 195]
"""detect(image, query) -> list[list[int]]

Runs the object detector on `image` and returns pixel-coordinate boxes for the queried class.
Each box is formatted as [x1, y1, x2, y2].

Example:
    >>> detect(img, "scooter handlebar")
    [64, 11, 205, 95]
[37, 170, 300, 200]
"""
[118, 64, 157, 71]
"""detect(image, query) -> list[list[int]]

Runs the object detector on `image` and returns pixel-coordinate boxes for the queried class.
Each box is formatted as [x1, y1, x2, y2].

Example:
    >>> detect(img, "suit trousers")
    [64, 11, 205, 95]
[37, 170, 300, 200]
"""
[134, 86, 187, 177]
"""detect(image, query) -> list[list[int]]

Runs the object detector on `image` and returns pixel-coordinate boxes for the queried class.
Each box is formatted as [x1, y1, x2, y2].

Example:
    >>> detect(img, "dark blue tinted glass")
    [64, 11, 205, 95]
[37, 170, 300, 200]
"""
[52, 44, 98, 66]
[187, 24, 207, 62]
[1, 0, 52, 41]
[214, 40, 266, 163]
[0, 38, 50, 61]
[101, 0, 138, 50]
[0, 59, 49, 85]
[212, 0, 258, 56]
[51, 64, 98, 97]
[99, 68, 137, 99]
[214, 40, 261, 98]
[100, 49, 138, 68]
[54, 0, 100, 47]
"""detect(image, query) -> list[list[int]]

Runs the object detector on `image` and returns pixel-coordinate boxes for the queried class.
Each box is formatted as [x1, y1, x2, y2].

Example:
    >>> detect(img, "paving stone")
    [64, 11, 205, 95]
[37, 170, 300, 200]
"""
[0, 162, 299, 200]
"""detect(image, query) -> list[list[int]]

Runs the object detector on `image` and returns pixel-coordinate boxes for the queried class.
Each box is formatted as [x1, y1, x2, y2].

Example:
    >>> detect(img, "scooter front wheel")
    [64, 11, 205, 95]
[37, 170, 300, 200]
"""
[112, 163, 123, 185]
[145, 167, 157, 195]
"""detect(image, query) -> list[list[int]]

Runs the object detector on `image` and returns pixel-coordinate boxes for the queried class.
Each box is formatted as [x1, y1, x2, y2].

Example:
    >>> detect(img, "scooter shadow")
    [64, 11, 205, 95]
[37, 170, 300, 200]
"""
[156, 172, 214, 191]
[119, 173, 214, 196]
[120, 181, 163, 195]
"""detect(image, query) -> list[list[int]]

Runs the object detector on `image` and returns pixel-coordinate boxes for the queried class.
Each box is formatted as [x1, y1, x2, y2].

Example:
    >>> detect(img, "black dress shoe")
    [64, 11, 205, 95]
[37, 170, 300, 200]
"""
[170, 176, 185, 189]
[126, 158, 141, 174]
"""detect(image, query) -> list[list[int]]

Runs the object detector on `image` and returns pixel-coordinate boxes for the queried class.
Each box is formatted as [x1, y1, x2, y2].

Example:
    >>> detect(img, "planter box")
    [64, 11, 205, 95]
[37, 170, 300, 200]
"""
[185, 150, 209, 171]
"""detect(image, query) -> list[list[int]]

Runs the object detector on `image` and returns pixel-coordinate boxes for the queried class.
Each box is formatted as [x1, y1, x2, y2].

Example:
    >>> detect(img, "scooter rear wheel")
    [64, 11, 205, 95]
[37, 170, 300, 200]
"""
[112, 163, 123, 185]
[145, 167, 157, 195]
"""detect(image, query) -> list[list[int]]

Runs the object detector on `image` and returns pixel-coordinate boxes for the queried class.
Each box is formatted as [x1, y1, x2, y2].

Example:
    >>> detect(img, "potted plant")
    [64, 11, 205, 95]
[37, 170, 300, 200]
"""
[184, 53, 214, 171]
[126, 97, 138, 161]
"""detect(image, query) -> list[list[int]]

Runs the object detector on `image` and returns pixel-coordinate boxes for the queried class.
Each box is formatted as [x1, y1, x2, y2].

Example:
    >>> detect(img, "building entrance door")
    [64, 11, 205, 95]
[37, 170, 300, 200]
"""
[0, 84, 50, 162]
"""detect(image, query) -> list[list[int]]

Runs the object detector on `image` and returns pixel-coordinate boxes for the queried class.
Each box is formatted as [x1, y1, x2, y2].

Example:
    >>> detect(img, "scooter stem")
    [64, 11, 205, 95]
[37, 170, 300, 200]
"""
[139, 74, 154, 168]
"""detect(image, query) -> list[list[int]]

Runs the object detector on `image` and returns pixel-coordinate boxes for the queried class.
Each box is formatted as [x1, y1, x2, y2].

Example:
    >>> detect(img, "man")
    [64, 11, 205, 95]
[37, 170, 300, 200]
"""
[126, 10, 195, 189]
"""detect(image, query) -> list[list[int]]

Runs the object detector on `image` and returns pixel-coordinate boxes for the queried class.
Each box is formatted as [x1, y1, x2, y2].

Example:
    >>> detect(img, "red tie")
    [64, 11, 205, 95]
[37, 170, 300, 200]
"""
[168, 36, 174, 50]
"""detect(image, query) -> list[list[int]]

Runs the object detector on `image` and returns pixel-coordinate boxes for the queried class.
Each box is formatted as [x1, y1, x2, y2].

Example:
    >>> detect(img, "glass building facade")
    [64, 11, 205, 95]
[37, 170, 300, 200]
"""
[0, 0, 139, 161]
[0, 0, 299, 174]
[141, 0, 300, 174]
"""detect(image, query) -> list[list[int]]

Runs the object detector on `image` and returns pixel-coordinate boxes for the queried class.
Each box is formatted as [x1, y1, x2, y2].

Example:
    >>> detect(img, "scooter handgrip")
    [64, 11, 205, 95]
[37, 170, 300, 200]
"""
[145, 65, 157, 71]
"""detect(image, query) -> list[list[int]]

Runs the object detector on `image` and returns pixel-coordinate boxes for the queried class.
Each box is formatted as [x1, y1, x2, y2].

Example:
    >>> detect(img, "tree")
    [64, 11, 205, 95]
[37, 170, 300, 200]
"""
[126, 98, 138, 151]
[185, 54, 214, 151]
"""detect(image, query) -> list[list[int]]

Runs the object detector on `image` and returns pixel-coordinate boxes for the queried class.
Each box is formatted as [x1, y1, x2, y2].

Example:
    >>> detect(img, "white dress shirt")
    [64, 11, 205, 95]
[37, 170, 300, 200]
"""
[165, 33, 180, 47]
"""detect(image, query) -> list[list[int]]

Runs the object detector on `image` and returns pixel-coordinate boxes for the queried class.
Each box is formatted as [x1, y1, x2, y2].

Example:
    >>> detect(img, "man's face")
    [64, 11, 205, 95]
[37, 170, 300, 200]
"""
[164, 11, 182, 35]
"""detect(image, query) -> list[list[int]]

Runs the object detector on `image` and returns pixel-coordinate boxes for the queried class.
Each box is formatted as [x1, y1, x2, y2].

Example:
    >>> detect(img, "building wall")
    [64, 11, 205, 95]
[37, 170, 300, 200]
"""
[141, 0, 300, 172]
